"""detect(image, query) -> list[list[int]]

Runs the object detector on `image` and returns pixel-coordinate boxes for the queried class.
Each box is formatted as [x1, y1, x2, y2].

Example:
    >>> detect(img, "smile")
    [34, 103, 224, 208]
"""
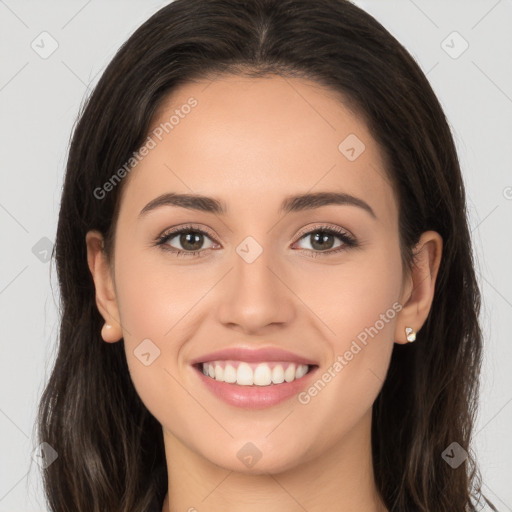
[200, 360, 312, 386]
[192, 361, 319, 409]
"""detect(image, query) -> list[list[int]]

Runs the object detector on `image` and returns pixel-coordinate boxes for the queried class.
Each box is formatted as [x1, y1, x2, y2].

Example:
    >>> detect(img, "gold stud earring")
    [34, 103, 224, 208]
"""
[405, 327, 416, 342]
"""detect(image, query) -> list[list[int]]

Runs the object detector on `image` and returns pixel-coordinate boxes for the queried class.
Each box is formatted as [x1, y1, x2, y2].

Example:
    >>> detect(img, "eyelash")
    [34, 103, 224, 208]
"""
[154, 223, 358, 258]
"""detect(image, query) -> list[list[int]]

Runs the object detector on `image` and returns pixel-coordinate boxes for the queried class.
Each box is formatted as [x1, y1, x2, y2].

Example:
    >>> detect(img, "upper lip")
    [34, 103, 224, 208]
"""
[189, 347, 318, 366]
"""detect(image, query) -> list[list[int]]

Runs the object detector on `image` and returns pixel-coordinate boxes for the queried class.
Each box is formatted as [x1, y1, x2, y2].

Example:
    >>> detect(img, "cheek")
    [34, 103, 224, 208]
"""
[112, 243, 230, 426]
[292, 244, 402, 428]
[295, 239, 403, 347]
[114, 243, 206, 343]
[112, 248, 189, 415]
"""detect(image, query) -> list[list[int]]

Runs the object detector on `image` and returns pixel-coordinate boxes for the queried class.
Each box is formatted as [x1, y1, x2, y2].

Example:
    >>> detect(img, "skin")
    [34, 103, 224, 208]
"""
[86, 75, 442, 512]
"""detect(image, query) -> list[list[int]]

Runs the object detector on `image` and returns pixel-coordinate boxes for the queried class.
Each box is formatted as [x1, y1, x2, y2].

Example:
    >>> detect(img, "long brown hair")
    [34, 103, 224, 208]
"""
[36, 1, 498, 510]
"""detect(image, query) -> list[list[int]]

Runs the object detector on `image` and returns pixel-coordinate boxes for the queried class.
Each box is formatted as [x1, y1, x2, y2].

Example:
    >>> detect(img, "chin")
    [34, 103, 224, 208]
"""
[200, 438, 310, 476]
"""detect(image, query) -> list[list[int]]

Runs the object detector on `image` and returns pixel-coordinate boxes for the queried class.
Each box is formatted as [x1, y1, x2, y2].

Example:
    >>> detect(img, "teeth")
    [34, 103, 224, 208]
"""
[254, 363, 272, 386]
[295, 364, 308, 379]
[200, 361, 310, 386]
[284, 364, 295, 382]
[223, 363, 237, 383]
[271, 365, 285, 384]
[237, 362, 253, 385]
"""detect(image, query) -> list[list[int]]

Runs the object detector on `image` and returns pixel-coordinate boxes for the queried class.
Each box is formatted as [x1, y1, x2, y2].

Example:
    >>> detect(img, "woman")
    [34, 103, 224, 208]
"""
[37, 0, 498, 510]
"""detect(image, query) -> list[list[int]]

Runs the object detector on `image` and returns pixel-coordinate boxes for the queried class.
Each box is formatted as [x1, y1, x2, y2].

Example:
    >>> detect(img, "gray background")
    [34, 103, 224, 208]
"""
[0, 0, 511, 510]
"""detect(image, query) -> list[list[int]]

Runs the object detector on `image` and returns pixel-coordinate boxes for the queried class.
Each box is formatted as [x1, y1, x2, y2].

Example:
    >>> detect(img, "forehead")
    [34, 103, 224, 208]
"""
[119, 75, 397, 224]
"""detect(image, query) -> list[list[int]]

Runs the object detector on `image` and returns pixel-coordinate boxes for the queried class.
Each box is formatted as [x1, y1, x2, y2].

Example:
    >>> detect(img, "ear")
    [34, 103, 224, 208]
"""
[395, 230, 443, 344]
[85, 230, 123, 343]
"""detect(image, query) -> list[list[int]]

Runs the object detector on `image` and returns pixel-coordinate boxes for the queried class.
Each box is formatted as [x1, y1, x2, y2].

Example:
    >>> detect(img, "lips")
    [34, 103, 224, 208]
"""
[189, 346, 318, 366]
[188, 346, 319, 408]
[192, 362, 319, 409]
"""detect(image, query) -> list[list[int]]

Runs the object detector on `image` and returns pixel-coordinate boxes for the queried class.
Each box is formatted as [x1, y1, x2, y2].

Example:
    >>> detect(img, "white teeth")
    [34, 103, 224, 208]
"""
[271, 365, 285, 384]
[223, 363, 237, 383]
[253, 364, 272, 386]
[295, 364, 308, 379]
[284, 364, 296, 382]
[200, 361, 310, 386]
[237, 362, 253, 385]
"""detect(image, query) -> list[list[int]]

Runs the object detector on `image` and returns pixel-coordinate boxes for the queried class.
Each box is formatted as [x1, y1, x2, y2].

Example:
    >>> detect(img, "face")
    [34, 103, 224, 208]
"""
[90, 75, 417, 474]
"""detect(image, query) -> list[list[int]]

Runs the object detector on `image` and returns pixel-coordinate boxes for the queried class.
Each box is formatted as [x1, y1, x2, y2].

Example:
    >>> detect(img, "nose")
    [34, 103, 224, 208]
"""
[215, 241, 296, 334]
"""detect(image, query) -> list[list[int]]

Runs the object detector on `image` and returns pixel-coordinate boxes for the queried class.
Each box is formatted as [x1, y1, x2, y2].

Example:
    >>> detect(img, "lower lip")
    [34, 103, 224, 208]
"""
[192, 364, 319, 409]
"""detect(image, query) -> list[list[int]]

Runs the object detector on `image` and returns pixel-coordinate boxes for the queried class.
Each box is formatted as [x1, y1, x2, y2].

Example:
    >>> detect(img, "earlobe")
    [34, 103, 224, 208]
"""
[85, 230, 123, 343]
[395, 230, 443, 344]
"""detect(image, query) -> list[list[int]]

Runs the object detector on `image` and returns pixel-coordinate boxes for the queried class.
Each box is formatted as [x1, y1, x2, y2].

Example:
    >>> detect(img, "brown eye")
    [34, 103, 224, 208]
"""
[156, 225, 218, 257]
[293, 226, 357, 257]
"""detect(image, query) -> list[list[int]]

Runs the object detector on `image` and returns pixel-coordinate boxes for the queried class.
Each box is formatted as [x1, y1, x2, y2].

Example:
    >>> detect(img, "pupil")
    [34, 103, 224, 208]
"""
[311, 232, 334, 251]
[181, 232, 203, 251]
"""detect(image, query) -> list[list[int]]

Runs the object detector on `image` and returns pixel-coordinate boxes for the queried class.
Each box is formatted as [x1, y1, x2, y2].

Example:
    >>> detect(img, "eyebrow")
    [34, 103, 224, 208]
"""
[138, 191, 376, 219]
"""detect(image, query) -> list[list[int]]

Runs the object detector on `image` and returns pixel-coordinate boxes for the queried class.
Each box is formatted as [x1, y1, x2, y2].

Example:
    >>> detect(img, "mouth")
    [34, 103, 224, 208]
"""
[191, 360, 320, 409]
[193, 360, 318, 386]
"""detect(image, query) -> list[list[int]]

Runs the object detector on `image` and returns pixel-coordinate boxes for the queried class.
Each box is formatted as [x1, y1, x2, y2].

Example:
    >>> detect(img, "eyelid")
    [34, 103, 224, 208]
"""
[158, 223, 218, 242]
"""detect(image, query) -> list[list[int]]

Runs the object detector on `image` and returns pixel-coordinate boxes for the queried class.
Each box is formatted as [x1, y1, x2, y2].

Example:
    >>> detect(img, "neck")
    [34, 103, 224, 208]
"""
[161, 409, 388, 512]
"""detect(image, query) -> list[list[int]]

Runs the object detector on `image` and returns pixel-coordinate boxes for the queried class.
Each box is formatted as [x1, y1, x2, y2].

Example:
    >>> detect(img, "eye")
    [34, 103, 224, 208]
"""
[292, 225, 357, 257]
[155, 223, 358, 258]
[155, 224, 218, 258]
